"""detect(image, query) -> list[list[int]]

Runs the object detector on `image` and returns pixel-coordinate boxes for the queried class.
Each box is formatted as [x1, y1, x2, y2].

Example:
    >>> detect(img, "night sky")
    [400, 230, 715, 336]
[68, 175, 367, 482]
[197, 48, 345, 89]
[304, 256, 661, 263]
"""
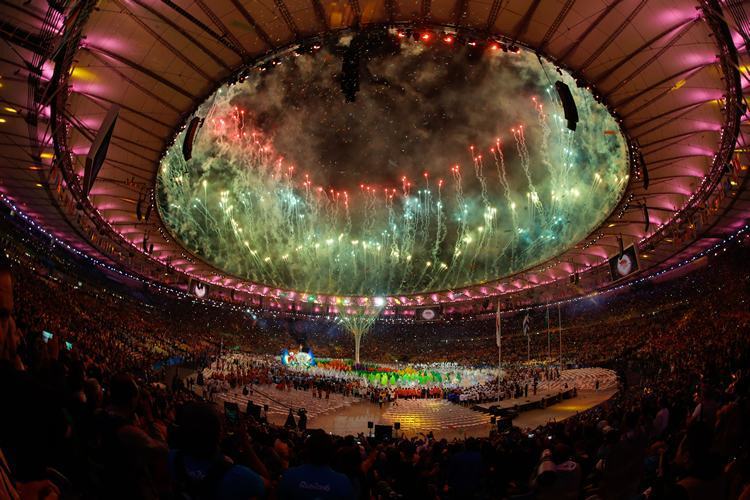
[157, 35, 628, 295]
[230, 40, 563, 192]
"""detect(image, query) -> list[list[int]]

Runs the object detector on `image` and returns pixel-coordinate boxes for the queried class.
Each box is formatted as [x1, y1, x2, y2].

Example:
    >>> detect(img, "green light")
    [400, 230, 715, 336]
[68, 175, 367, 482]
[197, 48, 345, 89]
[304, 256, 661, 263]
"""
[156, 42, 628, 297]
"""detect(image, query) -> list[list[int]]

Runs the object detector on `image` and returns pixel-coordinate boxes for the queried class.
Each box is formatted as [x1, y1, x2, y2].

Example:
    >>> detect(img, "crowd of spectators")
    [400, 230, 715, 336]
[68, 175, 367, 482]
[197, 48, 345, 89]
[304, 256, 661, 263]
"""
[200, 350, 573, 408]
[1, 226, 750, 498]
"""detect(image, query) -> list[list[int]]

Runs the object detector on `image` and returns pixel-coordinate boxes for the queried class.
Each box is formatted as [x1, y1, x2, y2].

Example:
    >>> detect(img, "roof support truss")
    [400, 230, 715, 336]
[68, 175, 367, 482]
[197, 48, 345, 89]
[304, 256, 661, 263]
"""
[85, 46, 194, 100]
[194, 0, 247, 57]
[484, 0, 505, 32]
[310, 0, 329, 30]
[160, 0, 246, 57]
[509, 0, 541, 45]
[130, 0, 231, 71]
[615, 62, 708, 110]
[274, 0, 301, 38]
[112, 0, 214, 82]
[421, 0, 431, 20]
[229, 0, 274, 48]
[558, 0, 626, 63]
[537, 0, 575, 52]
[578, 0, 648, 72]
[453, 0, 468, 26]
[605, 20, 698, 95]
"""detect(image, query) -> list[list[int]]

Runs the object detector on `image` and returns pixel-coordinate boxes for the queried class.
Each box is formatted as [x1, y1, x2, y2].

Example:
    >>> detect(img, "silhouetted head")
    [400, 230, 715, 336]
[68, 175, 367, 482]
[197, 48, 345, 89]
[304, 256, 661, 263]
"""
[304, 430, 334, 465]
[178, 401, 222, 459]
[109, 372, 139, 412]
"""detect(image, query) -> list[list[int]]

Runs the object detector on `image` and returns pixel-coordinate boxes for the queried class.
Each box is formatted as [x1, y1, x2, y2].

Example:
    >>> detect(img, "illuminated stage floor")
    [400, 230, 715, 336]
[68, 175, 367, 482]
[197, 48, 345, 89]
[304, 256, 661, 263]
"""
[307, 388, 616, 439]
[206, 367, 618, 439]
[511, 388, 617, 431]
[213, 383, 617, 439]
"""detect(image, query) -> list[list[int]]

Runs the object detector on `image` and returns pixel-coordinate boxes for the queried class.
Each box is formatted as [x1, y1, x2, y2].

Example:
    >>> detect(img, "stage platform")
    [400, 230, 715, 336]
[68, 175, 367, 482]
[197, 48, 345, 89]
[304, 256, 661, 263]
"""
[209, 383, 616, 439]
[473, 387, 579, 415]
[512, 388, 617, 430]
[198, 367, 618, 439]
[307, 388, 616, 439]
[470, 367, 618, 419]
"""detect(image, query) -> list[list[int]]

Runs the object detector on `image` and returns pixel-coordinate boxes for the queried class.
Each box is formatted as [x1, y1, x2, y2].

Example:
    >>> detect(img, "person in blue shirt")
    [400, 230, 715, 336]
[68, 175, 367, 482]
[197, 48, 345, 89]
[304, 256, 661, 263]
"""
[279, 431, 354, 500]
[168, 401, 265, 500]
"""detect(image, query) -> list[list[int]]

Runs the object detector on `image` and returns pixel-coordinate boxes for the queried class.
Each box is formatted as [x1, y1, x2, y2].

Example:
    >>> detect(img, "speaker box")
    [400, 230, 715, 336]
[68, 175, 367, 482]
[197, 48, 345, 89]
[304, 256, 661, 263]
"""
[374, 424, 393, 441]
[554, 81, 578, 131]
[245, 401, 261, 420]
[182, 116, 203, 161]
[497, 416, 513, 432]
[83, 104, 120, 197]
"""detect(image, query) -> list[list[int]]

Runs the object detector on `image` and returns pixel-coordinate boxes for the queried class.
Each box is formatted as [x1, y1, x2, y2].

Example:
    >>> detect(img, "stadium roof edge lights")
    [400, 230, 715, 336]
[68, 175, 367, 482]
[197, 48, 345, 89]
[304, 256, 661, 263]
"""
[0, 0, 748, 316]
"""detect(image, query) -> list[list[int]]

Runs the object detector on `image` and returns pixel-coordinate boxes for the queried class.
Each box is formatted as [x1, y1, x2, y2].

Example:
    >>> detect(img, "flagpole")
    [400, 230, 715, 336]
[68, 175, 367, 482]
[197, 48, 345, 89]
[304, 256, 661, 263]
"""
[496, 301, 502, 402]
[527, 334, 531, 363]
[523, 313, 530, 363]
[546, 304, 551, 362]
[558, 302, 562, 373]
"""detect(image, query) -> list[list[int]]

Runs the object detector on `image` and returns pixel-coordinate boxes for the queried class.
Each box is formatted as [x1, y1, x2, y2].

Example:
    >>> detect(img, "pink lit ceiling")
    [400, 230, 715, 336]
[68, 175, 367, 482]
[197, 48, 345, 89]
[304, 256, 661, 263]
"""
[0, 0, 748, 310]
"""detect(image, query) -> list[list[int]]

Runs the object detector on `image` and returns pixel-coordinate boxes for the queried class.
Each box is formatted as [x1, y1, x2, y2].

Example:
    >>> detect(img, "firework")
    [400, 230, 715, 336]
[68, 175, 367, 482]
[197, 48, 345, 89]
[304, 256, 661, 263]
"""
[157, 39, 628, 298]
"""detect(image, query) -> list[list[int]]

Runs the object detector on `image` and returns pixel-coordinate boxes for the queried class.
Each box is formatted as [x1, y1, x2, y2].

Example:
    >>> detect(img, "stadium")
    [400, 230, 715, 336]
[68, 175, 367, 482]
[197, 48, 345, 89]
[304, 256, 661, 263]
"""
[0, 0, 749, 498]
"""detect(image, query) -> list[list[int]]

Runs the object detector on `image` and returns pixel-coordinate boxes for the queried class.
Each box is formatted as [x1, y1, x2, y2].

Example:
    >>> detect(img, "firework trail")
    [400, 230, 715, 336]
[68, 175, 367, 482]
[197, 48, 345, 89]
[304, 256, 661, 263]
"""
[156, 45, 628, 297]
[491, 139, 518, 234]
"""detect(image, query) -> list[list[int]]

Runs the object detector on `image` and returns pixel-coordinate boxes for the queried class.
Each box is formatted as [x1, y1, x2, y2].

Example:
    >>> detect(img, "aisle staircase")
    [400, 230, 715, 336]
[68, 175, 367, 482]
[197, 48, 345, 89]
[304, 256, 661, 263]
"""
[214, 384, 362, 423]
[540, 367, 618, 391]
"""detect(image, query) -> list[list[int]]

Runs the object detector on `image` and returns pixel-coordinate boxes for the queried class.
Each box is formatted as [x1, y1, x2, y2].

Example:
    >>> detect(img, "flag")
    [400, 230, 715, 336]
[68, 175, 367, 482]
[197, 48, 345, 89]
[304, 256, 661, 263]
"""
[495, 303, 502, 347]
[523, 313, 530, 336]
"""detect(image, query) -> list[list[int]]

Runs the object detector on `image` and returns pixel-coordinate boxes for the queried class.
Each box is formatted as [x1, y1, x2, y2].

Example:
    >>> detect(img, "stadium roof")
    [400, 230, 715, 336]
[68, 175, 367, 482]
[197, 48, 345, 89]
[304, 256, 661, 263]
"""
[0, 0, 748, 312]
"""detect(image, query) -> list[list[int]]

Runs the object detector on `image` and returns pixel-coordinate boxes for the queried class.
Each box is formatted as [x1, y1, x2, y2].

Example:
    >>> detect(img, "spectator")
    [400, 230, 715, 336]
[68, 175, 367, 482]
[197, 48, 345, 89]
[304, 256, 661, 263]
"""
[279, 431, 354, 499]
[169, 401, 265, 499]
[94, 373, 168, 499]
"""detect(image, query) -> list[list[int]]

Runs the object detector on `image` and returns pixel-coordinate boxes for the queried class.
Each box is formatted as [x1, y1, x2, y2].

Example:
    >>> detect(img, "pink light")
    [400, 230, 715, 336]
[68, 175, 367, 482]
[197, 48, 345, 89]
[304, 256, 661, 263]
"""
[87, 36, 128, 52]
[687, 121, 722, 132]
[681, 51, 716, 66]
[653, 9, 699, 26]
[684, 88, 723, 102]
[732, 30, 746, 49]
[42, 61, 55, 81]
